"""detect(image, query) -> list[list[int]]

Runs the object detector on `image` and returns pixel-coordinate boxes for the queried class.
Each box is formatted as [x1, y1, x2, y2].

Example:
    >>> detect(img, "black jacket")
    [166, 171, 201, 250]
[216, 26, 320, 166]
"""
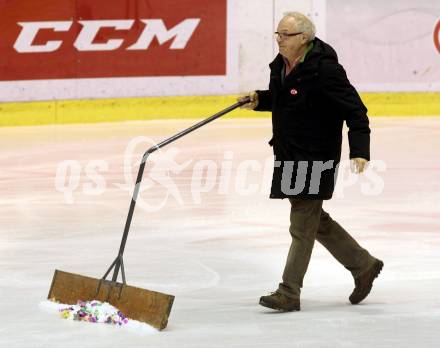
[255, 37, 370, 200]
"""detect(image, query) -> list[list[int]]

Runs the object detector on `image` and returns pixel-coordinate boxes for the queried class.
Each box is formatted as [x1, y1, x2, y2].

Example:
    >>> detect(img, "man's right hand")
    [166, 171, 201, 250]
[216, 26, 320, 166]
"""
[238, 91, 259, 110]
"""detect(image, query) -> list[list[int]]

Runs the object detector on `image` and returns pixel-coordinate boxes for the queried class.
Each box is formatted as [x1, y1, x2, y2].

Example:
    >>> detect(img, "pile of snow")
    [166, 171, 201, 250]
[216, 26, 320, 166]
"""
[58, 300, 128, 325]
[39, 300, 157, 333]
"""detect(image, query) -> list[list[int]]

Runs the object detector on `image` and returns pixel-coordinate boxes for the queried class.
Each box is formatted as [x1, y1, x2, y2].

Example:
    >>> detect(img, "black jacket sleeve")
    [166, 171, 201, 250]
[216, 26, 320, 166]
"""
[254, 90, 272, 112]
[320, 62, 371, 160]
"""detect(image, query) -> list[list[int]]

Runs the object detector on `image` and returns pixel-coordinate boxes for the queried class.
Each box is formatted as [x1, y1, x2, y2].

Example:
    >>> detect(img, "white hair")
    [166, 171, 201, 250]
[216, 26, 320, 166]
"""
[283, 12, 316, 41]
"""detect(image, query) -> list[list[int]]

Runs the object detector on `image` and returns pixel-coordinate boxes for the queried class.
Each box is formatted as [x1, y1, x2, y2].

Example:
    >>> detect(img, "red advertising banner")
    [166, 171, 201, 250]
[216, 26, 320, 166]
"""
[0, 0, 227, 81]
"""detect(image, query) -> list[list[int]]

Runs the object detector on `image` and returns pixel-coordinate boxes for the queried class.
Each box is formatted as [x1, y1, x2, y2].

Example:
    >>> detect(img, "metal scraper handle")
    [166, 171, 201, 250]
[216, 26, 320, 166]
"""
[97, 97, 251, 299]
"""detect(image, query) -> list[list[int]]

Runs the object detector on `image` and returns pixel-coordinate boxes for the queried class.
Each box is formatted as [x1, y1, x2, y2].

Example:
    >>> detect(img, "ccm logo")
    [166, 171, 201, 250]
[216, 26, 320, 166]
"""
[14, 19, 200, 53]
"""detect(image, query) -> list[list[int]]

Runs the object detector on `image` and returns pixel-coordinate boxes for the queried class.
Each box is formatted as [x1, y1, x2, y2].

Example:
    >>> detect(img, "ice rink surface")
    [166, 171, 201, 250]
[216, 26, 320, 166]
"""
[1, 117, 440, 347]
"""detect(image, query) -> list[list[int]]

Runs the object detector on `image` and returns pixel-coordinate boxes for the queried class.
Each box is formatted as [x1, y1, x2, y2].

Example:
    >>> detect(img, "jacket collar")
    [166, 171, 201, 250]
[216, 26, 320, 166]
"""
[269, 37, 337, 76]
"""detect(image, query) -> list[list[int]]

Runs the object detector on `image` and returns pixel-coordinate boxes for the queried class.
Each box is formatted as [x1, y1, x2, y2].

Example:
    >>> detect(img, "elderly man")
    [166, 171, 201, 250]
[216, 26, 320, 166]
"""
[240, 12, 383, 311]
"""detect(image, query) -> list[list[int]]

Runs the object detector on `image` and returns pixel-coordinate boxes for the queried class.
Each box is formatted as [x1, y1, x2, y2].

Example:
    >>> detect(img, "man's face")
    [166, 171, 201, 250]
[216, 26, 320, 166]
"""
[276, 17, 307, 59]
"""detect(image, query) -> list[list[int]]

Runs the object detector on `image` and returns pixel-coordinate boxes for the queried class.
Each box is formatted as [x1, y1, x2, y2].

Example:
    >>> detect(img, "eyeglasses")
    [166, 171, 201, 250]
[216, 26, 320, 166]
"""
[274, 32, 303, 40]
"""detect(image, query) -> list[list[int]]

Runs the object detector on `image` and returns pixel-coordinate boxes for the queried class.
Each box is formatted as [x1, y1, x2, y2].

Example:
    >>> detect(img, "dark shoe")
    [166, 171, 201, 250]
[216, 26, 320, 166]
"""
[349, 259, 384, 304]
[259, 292, 300, 312]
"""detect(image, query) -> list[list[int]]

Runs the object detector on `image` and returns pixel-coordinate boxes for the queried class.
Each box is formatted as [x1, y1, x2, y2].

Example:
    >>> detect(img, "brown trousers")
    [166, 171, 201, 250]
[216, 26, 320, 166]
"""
[277, 198, 376, 299]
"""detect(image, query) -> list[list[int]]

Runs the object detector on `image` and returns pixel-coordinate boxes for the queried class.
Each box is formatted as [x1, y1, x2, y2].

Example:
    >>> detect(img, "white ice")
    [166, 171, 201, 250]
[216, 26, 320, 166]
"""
[1, 117, 439, 347]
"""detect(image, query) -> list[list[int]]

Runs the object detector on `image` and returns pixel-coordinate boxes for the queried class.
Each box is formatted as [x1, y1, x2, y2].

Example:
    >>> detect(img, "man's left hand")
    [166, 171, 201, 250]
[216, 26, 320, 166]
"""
[350, 158, 369, 174]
